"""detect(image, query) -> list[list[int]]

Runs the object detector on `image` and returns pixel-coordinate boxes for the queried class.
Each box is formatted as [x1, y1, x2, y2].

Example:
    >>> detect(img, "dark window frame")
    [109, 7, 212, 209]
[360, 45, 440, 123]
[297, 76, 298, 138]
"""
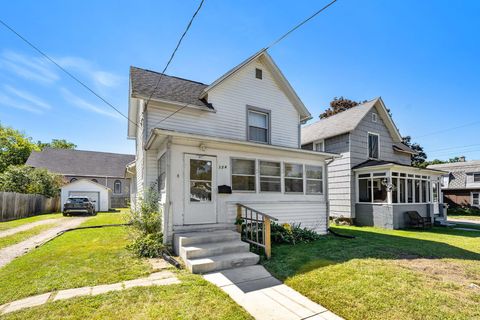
[246, 105, 271, 144]
[114, 180, 122, 194]
[255, 68, 262, 79]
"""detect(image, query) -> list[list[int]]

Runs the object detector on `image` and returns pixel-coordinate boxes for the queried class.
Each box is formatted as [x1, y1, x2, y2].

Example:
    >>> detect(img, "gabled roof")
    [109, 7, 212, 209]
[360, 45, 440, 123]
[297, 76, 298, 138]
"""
[428, 160, 480, 173]
[26, 148, 135, 178]
[301, 97, 404, 145]
[130, 67, 213, 109]
[200, 49, 311, 122]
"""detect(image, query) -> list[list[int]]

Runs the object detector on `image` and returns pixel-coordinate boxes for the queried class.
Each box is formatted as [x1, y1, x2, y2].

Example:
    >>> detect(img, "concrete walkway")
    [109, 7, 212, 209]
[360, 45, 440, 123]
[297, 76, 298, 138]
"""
[204, 265, 343, 320]
[448, 218, 480, 226]
[0, 270, 180, 315]
[0, 219, 62, 238]
[0, 217, 88, 268]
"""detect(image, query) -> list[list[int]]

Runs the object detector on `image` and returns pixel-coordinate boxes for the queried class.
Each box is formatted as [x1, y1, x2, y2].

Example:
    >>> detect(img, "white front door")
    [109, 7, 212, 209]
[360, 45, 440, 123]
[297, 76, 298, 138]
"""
[184, 154, 216, 224]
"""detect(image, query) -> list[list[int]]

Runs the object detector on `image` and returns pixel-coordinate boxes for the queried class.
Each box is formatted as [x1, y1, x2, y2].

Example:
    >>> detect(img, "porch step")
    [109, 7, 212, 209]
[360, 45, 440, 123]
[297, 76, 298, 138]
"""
[174, 230, 259, 274]
[186, 252, 260, 274]
[174, 230, 240, 253]
[181, 240, 250, 260]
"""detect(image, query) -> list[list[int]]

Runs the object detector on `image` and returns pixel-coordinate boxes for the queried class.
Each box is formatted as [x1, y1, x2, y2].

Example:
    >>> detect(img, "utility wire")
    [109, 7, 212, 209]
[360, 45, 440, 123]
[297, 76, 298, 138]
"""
[0, 18, 138, 127]
[150, 0, 338, 128]
[266, 0, 338, 49]
[415, 120, 480, 139]
[144, 0, 205, 111]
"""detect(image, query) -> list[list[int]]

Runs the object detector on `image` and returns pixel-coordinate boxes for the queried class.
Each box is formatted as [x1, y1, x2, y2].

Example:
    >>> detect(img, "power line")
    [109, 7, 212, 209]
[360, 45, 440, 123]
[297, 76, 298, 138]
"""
[150, 0, 338, 128]
[144, 0, 205, 111]
[266, 0, 338, 49]
[428, 143, 480, 153]
[415, 120, 480, 139]
[0, 18, 138, 127]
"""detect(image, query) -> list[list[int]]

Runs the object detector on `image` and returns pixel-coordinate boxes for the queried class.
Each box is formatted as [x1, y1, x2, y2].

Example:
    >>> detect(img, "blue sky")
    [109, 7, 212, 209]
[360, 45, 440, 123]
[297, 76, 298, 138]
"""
[1, 0, 479, 160]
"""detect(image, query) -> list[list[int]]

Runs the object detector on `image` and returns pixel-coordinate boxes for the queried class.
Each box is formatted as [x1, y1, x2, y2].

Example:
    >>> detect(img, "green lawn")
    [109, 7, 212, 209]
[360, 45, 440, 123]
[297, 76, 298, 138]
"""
[0, 211, 150, 305]
[0, 213, 63, 231]
[263, 226, 480, 320]
[2, 274, 253, 320]
[0, 222, 58, 249]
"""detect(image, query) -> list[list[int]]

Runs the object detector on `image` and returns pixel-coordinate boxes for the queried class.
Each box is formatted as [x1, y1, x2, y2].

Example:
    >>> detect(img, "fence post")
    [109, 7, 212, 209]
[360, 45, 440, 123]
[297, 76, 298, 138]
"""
[264, 216, 271, 259]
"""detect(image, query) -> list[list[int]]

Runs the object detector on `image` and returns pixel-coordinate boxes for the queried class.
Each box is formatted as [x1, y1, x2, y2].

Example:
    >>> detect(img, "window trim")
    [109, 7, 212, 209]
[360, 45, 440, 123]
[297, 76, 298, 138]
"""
[231, 157, 257, 193]
[473, 173, 480, 183]
[246, 105, 271, 144]
[471, 192, 480, 207]
[305, 165, 324, 195]
[367, 132, 380, 160]
[114, 180, 122, 194]
[313, 139, 325, 152]
[255, 68, 262, 79]
[372, 112, 378, 122]
[158, 153, 167, 194]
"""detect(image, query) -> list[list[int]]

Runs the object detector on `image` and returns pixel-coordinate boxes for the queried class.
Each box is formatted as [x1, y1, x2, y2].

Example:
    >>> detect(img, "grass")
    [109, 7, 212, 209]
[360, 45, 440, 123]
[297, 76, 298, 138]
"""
[0, 213, 63, 231]
[263, 226, 480, 320]
[449, 215, 480, 221]
[0, 211, 150, 305]
[0, 222, 58, 249]
[2, 273, 252, 320]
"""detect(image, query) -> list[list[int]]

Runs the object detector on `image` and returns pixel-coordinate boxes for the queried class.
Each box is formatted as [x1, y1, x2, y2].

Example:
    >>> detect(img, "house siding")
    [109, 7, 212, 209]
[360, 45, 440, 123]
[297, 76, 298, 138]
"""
[134, 99, 145, 204]
[146, 59, 300, 149]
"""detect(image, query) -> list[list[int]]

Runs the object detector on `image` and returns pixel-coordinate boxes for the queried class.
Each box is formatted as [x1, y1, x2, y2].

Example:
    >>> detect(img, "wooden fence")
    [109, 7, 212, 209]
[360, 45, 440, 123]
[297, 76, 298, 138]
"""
[0, 192, 61, 222]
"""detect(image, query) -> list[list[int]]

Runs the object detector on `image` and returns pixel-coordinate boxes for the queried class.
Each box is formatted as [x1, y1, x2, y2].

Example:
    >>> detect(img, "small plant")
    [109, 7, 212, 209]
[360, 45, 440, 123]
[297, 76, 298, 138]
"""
[270, 222, 321, 245]
[127, 185, 165, 258]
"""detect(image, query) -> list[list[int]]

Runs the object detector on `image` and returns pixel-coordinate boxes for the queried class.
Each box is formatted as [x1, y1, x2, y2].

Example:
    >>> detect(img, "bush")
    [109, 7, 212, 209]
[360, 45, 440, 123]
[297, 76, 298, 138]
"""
[271, 222, 321, 245]
[0, 165, 64, 197]
[127, 186, 165, 258]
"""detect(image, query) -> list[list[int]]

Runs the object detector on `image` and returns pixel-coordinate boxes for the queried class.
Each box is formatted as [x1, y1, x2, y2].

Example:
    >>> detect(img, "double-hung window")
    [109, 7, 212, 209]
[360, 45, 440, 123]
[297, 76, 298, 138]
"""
[259, 161, 281, 192]
[284, 163, 303, 193]
[306, 165, 323, 194]
[247, 107, 270, 143]
[472, 193, 480, 207]
[474, 173, 480, 183]
[368, 133, 379, 159]
[314, 141, 324, 152]
[231, 159, 256, 191]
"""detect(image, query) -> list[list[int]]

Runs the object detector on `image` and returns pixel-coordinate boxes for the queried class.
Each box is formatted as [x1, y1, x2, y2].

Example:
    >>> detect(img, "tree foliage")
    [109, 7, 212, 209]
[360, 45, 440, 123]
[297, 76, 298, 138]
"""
[37, 139, 77, 150]
[0, 124, 39, 173]
[402, 136, 428, 167]
[0, 165, 64, 197]
[419, 156, 466, 168]
[320, 97, 366, 119]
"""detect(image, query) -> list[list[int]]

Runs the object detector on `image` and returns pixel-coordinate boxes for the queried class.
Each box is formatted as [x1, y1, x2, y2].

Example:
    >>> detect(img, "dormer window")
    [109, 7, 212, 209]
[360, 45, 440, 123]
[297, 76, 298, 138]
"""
[255, 68, 263, 79]
[372, 113, 378, 122]
[247, 106, 270, 144]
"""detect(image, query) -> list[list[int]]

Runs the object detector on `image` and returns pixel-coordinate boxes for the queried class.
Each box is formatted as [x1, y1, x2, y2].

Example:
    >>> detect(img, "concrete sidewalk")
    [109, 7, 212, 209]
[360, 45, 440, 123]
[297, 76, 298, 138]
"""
[0, 217, 88, 268]
[204, 265, 343, 320]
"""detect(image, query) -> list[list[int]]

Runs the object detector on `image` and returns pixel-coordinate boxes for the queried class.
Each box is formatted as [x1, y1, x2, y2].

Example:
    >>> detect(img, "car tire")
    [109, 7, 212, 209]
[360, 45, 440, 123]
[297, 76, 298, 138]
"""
[63, 213, 68, 216]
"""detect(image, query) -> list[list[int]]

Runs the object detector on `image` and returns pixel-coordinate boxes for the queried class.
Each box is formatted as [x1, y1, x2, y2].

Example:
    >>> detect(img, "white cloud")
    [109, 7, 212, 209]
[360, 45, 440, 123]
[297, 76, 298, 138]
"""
[0, 93, 43, 114]
[0, 50, 59, 84]
[60, 88, 122, 119]
[4, 85, 51, 110]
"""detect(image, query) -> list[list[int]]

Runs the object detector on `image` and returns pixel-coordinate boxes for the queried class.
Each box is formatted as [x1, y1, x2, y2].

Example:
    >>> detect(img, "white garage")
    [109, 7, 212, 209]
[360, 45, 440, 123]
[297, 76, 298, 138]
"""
[61, 179, 111, 212]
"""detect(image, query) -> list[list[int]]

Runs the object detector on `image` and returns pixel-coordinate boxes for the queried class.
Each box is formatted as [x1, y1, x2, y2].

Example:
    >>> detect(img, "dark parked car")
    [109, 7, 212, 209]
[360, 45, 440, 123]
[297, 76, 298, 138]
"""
[63, 197, 96, 216]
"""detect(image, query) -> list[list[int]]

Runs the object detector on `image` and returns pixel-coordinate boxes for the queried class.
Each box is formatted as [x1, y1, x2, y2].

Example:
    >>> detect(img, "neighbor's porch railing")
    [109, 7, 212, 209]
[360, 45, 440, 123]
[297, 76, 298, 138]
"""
[236, 203, 278, 259]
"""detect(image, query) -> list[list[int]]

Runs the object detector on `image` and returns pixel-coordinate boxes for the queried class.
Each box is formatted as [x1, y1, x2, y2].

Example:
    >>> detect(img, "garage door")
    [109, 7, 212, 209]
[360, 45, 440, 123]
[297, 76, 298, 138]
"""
[69, 191, 100, 211]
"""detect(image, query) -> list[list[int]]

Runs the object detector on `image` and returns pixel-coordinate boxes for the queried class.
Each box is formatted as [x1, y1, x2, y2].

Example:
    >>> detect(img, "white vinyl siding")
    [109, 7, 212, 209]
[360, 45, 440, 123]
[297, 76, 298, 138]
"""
[146, 59, 300, 148]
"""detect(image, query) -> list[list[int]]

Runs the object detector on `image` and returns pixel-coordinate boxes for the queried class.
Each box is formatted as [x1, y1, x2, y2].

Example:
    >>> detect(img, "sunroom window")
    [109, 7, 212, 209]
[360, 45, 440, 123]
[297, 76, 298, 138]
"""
[260, 161, 281, 192]
[232, 159, 256, 191]
[284, 163, 303, 193]
[306, 165, 323, 194]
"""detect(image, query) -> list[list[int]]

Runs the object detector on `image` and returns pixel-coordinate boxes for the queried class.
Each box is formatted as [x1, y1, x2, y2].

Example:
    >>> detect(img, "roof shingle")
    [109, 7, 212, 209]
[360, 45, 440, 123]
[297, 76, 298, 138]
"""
[26, 148, 135, 178]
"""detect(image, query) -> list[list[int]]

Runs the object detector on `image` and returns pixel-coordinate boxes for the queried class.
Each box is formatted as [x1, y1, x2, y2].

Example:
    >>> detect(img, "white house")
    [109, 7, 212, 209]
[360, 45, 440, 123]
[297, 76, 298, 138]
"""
[127, 50, 337, 272]
[61, 179, 111, 212]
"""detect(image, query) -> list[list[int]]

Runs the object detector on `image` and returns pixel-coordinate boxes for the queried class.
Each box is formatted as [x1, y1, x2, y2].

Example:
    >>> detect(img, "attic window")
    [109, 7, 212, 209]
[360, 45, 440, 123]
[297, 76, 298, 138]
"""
[255, 68, 263, 79]
[372, 113, 378, 122]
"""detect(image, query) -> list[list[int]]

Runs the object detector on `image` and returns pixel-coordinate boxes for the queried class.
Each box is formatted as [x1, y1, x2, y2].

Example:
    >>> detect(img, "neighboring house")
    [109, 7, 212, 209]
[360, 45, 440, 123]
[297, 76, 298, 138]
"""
[428, 159, 480, 208]
[301, 98, 446, 229]
[128, 49, 337, 245]
[26, 148, 134, 209]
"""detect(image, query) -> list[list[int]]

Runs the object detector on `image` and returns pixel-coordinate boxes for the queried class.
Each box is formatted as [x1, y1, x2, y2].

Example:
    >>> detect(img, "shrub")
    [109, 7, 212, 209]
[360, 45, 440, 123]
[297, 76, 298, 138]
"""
[0, 165, 64, 197]
[271, 222, 321, 245]
[127, 186, 165, 258]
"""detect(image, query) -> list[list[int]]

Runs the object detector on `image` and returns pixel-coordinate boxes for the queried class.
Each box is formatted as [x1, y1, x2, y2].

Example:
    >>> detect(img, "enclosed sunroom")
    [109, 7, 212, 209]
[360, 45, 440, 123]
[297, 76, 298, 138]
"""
[353, 160, 446, 229]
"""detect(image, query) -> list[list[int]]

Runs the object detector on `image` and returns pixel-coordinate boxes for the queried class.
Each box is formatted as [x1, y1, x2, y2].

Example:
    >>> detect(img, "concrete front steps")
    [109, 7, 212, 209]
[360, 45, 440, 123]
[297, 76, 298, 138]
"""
[174, 230, 259, 274]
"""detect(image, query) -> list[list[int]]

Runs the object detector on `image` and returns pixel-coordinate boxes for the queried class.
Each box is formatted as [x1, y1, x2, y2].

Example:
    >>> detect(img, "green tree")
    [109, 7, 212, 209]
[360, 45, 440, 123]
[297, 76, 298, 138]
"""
[0, 124, 39, 173]
[402, 136, 427, 167]
[320, 97, 365, 119]
[37, 139, 76, 150]
[0, 165, 64, 197]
